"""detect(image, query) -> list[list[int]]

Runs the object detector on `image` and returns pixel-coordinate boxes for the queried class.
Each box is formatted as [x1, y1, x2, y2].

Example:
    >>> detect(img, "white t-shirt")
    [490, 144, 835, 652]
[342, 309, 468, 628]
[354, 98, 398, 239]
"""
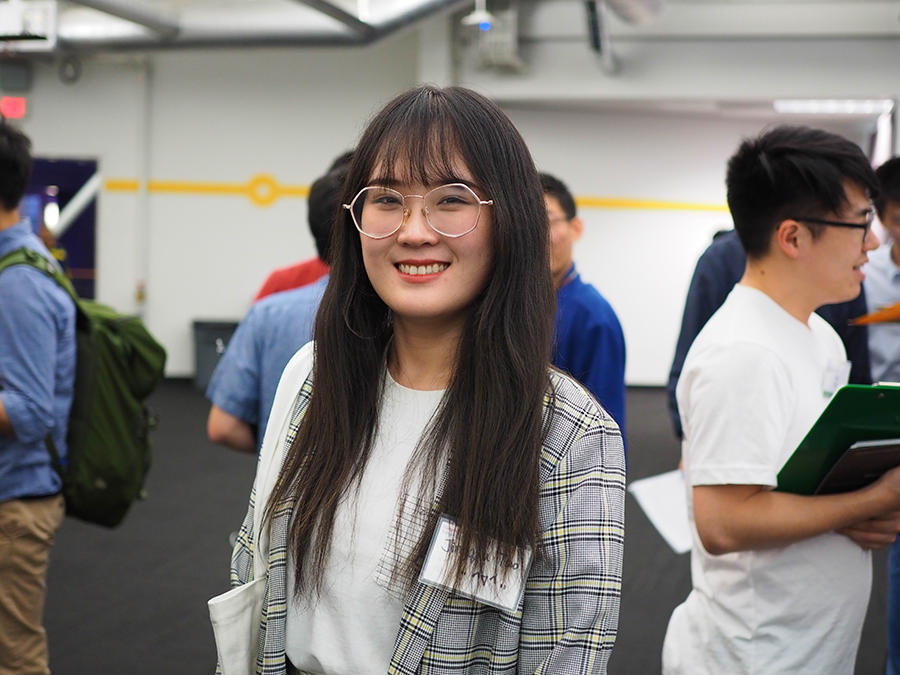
[284, 368, 443, 675]
[663, 285, 870, 675]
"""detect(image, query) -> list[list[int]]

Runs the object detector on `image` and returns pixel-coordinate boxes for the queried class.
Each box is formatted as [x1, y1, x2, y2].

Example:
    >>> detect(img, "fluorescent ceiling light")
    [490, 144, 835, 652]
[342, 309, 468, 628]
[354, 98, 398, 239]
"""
[773, 99, 895, 115]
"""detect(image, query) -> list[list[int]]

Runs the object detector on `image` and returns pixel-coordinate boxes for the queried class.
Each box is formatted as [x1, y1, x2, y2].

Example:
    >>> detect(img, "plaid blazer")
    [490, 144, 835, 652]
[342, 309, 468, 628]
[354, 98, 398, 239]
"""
[228, 345, 626, 675]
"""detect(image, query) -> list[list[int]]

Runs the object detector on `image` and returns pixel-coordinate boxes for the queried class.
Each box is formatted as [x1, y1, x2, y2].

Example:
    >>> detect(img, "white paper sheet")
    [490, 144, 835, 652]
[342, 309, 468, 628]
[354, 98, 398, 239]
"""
[627, 470, 692, 554]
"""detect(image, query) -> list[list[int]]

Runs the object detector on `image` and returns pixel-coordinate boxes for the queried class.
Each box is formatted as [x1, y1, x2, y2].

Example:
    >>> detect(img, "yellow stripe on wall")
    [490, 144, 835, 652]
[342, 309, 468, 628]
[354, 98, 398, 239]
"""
[105, 179, 140, 192]
[105, 174, 310, 207]
[148, 180, 248, 197]
[104, 174, 726, 212]
[149, 174, 310, 207]
[576, 196, 729, 212]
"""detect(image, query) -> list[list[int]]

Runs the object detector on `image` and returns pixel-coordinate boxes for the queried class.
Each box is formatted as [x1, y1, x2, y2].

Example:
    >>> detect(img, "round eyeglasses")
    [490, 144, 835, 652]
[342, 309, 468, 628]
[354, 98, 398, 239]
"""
[343, 183, 493, 239]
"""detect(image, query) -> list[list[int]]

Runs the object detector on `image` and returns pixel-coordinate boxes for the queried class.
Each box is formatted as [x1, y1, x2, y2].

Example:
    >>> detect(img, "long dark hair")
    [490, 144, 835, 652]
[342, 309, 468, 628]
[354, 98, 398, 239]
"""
[266, 85, 556, 594]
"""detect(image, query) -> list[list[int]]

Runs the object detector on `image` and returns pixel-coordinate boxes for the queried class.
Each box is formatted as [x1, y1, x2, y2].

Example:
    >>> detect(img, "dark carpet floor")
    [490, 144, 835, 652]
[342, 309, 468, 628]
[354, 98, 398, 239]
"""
[43, 381, 888, 674]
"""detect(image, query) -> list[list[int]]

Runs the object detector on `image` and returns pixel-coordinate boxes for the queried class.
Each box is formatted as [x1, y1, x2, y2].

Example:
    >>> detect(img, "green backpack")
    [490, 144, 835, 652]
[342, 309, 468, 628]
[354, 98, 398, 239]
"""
[0, 247, 167, 527]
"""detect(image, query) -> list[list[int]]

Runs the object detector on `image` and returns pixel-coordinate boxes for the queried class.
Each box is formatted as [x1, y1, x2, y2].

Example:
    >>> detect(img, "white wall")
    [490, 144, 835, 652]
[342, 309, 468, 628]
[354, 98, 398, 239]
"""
[17, 35, 420, 376]
[448, 3, 899, 384]
[19, 57, 148, 316]
[9, 13, 900, 382]
[453, 0, 900, 102]
[503, 106, 871, 384]
[144, 40, 418, 374]
[459, 38, 900, 103]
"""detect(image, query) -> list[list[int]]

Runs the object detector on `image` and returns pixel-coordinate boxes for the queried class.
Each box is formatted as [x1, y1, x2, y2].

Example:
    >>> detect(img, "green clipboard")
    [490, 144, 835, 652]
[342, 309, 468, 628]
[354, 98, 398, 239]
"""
[775, 384, 900, 495]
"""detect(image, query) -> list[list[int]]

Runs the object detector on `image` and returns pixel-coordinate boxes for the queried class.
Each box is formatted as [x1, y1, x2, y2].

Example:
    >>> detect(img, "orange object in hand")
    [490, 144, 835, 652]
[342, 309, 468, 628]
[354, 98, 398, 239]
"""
[851, 299, 900, 325]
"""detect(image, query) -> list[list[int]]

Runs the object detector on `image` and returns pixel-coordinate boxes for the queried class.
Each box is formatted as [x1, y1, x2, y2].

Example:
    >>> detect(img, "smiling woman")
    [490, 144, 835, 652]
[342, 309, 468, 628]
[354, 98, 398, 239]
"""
[213, 85, 626, 675]
[357, 167, 494, 341]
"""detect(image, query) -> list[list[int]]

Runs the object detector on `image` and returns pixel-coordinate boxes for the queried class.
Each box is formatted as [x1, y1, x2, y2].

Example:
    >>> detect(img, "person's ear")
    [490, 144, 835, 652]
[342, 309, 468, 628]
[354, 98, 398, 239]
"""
[571, 216, 585, 242]
[775, 219, 804, 260]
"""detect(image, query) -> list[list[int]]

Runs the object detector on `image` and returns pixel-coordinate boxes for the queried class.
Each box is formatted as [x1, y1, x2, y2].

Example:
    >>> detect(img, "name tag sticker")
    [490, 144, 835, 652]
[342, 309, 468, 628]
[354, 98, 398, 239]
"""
[822, 360, 851, 396]
[419, 514, 531, 612]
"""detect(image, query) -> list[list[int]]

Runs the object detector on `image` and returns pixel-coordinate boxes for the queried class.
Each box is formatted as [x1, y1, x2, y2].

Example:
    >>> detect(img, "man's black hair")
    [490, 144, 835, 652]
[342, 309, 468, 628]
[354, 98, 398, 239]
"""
[0, 120, 32, 212]
[539, 172, 577, 220]
[874, 157, 900, 218]
[308, 158, 352, 264]
[327, 150, 354, 173]
[726, 125, 878, 259]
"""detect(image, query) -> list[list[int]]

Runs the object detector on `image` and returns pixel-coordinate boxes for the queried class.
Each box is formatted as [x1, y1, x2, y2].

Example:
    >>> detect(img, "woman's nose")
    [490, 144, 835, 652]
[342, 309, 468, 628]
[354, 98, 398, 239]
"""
[397, 202, 438, 244]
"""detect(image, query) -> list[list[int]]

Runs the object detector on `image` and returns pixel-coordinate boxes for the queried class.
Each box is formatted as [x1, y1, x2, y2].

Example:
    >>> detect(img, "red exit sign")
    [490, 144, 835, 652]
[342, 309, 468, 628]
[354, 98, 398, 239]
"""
[0, 96, 26, 119]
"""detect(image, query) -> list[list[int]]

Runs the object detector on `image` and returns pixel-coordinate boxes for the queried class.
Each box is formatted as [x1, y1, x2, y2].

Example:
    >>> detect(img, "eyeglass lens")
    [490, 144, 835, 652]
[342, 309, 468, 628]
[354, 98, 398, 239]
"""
[859, 209, 875, 237]
[795, 209, 874, 245]
[351, 184, 483, 237]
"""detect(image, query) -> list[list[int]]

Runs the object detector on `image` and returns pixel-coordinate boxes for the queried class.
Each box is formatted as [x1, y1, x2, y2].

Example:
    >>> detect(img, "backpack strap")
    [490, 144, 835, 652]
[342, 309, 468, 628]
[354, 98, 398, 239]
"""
[44, 432, 67, 475]
[0, 247, 79, 302]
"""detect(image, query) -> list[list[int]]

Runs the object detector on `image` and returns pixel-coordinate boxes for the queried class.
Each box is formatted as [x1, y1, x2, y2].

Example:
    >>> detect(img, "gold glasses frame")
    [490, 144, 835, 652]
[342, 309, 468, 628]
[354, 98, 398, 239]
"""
[343, 182, 493, 240]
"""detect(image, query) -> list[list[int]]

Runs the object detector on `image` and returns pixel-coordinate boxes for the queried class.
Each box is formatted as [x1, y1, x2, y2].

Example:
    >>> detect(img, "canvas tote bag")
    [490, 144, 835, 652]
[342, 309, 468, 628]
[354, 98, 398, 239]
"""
[208, 353, 312, 675]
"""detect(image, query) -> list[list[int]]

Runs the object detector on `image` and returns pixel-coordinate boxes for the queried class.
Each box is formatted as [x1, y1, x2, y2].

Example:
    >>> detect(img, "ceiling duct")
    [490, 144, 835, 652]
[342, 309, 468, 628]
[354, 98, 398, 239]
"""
[67, 0, 179, 38]
[605, 0, 660, 25]
[12, 0, 471, 51]
[291, 0, 376, 37]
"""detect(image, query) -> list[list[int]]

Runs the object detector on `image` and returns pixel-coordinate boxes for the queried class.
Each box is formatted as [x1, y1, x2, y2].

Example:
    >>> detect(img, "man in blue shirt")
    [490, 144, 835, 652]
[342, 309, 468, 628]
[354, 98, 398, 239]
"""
[0, 122, 76, 675]
[865, 157, 900, 385]
[205, 278, 327, 452]
[205, 165, 344, 453]
[540, 173, 626, 436]
[863, 156, 900, 675]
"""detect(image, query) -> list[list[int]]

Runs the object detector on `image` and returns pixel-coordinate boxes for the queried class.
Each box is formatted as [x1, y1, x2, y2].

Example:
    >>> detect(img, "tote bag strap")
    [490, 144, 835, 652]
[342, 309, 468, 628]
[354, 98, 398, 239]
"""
[250, 371, 314, 579]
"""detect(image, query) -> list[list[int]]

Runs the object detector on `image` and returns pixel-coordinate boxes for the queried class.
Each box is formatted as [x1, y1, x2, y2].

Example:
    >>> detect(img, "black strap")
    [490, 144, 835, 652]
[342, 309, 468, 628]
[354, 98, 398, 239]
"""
[44, 433, 68, 475]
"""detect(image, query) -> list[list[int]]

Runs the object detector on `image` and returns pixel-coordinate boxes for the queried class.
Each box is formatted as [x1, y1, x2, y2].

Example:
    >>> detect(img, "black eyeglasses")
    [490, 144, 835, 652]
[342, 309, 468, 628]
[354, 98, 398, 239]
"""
[791, 209, 876, 243]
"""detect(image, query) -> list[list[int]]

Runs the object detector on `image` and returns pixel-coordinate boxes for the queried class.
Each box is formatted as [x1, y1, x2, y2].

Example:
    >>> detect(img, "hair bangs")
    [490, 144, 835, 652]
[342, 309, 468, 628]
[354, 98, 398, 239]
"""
[781, 155, 849, 217]
[368, 119, 468, 189]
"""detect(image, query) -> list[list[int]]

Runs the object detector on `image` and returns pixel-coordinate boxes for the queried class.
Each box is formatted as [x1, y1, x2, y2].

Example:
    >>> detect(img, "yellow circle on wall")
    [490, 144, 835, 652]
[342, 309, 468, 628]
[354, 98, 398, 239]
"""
[248, 174, 279, 207]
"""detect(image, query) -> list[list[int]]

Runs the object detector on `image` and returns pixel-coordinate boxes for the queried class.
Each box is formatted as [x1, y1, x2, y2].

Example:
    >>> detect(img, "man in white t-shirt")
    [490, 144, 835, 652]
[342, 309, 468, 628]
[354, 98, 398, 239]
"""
[663, 126, 900, 675]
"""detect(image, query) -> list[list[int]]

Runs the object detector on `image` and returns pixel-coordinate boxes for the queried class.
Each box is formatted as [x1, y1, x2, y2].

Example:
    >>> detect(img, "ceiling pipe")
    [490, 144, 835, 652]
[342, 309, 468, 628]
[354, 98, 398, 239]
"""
[66, 0, 180, 38]
[289, 0, 376, 38]
[605, 0, 661, 25]
[54, 0, 469, 50]
[585, 0, 615, 73]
